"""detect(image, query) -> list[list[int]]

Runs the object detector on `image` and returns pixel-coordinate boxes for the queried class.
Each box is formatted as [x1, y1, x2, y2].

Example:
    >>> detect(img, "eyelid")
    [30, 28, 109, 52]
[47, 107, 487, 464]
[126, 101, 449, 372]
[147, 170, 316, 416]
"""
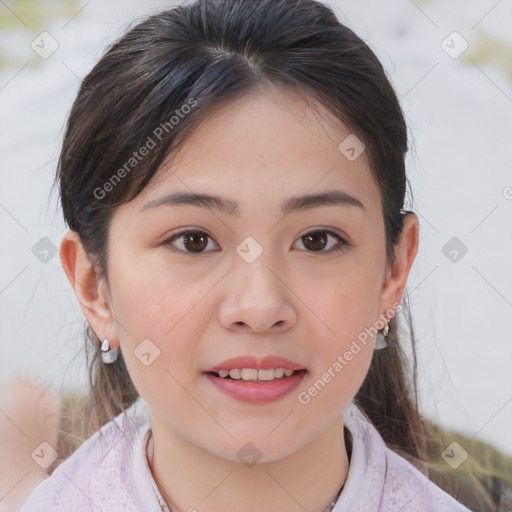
[161, 227, 351, 255]
[298, 226, 349, 242]
[162, 228, 219, 254]
[296, 229, 351, 254]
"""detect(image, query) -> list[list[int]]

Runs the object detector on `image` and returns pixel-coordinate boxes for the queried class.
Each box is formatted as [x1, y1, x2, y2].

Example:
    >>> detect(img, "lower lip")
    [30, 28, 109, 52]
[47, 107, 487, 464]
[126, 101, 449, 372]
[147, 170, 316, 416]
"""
[204, 370, 307, 403]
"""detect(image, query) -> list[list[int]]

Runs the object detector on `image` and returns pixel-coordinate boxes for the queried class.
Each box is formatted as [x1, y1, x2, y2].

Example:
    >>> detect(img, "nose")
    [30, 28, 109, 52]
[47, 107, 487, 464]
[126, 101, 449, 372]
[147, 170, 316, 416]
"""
[218, 258, 298, 334]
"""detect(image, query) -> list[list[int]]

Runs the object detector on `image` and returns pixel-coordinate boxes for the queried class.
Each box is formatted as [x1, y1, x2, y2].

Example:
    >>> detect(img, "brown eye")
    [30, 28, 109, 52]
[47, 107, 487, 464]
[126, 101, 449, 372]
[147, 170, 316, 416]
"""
[302, 231, 328, 251]
[162, 228, 349, 256]
[182, 232, 209, 252]
[163, 230, 217, 254]
[296, 230, 349, 254]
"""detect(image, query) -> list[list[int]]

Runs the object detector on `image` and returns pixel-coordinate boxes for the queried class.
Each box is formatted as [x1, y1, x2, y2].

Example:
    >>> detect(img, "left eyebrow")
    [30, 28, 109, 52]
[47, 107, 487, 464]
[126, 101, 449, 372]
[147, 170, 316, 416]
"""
[139, 189, 365, 216]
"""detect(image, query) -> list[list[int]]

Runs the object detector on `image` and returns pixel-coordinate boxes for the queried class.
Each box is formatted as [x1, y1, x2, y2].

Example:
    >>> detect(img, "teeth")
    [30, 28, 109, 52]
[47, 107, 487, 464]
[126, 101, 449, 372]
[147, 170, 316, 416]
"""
[229, 369, 242, 379]
[241, 368, 259, 381]
[257, 369, 275, 381]
[217, 368, 298, 381]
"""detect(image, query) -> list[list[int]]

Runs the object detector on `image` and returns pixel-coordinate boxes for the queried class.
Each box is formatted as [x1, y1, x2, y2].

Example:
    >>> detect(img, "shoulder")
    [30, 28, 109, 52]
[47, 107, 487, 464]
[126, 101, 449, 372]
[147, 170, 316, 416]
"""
[19, 399, 156, 512]
[381, 446, 472, 511]
[337, 402, 473, 512]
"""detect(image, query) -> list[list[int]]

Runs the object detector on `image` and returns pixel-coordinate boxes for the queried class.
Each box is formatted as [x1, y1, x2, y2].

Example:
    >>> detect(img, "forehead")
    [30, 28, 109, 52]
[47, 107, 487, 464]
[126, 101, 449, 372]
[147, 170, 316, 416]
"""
[127, 86, 381, 218]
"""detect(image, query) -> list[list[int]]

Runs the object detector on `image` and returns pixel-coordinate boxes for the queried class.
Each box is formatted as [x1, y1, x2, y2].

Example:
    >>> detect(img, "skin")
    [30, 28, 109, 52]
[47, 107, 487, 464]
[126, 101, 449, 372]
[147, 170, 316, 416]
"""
[0, 379, 61, 512]
[60, 85, 419, 512]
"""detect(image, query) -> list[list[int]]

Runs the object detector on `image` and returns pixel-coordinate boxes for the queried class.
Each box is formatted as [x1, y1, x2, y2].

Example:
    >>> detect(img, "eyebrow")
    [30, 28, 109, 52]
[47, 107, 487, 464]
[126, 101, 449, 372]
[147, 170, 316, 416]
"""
[140, 189, 365, 216]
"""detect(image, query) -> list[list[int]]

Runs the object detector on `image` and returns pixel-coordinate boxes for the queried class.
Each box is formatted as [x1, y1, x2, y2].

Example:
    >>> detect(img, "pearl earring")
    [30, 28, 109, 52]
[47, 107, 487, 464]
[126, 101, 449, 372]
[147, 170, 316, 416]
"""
[374, 322, 389, 350]
[100, 338, 119, 364]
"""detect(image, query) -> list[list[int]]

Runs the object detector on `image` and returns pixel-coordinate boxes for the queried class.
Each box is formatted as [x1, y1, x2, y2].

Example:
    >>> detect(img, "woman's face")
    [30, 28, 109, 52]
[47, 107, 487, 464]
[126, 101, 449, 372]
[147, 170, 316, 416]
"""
[70, 86, 415, 462]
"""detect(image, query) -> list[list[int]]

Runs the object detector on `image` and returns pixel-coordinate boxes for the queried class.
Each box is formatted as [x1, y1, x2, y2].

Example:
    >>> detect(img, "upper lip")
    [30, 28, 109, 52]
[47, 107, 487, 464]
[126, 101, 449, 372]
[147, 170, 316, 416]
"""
[204, 355, 305, 373]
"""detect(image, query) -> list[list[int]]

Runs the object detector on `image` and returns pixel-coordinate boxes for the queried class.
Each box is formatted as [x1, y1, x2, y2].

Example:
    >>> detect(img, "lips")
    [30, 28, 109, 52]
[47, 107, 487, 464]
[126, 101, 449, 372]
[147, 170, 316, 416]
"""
[203, 355, 307, 403]
[204, 369, 307, 403]
[204, 355, 305, 373]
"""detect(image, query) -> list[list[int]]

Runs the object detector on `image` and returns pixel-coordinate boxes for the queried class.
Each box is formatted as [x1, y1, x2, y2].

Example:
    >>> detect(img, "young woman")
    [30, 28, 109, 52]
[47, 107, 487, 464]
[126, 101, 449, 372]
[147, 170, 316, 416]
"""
[19, 0, 474, 510]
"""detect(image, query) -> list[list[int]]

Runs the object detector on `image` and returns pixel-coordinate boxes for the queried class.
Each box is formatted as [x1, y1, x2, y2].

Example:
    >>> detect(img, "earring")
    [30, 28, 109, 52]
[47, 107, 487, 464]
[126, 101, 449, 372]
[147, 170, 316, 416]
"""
[100, 338, 118, 364]
[375, 322, 389, 350]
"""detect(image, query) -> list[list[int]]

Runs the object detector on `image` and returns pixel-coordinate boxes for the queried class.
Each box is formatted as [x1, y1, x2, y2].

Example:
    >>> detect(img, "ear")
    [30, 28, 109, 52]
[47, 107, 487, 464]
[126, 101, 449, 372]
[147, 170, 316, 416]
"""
[59, 230, 119, 349]
[377, 213, 419, 320]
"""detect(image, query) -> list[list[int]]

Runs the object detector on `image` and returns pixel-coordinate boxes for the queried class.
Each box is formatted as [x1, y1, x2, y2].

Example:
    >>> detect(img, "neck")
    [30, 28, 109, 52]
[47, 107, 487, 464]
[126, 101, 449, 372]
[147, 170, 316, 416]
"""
[147, 414, 350, 512]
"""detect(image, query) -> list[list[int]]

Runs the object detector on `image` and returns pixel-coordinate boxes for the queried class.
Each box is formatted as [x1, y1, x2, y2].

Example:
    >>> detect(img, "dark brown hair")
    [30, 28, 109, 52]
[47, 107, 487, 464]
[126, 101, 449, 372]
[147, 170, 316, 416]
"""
[55, 0, 453, 498]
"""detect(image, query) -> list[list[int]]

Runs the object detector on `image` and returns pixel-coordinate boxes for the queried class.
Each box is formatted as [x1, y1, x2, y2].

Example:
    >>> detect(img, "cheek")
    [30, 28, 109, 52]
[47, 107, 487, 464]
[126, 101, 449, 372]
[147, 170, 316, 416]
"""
[309, 267, 382, 344]
[109, 260, 210, 390]
[114, 274, 208, 414]
[300, 271, 379, 394]
[298, 293, 375, 412]
[111, 253, 207, 339]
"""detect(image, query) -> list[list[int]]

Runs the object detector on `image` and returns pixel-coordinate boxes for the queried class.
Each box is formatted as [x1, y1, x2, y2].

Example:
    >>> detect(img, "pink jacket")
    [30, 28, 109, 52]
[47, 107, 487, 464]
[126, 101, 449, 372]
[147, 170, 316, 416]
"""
[19, 400, 473, 511]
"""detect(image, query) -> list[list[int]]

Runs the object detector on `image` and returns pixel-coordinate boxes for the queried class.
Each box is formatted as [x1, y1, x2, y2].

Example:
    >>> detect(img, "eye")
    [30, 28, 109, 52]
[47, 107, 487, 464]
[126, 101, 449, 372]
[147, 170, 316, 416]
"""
[294, 229, 349, 254]
[162, 228, 350, 255]
[162, 229, 219, 254]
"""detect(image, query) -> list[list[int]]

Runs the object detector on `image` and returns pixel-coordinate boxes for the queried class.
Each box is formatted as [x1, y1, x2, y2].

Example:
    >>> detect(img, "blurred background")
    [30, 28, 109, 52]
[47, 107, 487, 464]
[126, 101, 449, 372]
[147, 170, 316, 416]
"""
[0, 0, 511, 463]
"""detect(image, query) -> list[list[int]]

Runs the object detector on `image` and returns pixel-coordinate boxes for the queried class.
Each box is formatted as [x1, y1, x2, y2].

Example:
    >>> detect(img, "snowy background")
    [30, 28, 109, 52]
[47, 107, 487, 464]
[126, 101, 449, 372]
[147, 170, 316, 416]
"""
[0, 0, 511, 457]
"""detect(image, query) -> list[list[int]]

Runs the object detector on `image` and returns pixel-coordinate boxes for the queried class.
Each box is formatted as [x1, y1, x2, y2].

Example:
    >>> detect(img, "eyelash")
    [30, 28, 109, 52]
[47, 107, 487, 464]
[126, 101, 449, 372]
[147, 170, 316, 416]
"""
[161, 229, 350, 256]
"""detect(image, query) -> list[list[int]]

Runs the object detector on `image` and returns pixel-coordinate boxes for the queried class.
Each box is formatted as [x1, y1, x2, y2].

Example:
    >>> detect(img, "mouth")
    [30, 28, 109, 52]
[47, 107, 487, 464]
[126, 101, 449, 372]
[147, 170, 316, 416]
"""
[203, 368, 308, 403]
[203, 355, 307, 402]
[206, 368, 306, 381]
